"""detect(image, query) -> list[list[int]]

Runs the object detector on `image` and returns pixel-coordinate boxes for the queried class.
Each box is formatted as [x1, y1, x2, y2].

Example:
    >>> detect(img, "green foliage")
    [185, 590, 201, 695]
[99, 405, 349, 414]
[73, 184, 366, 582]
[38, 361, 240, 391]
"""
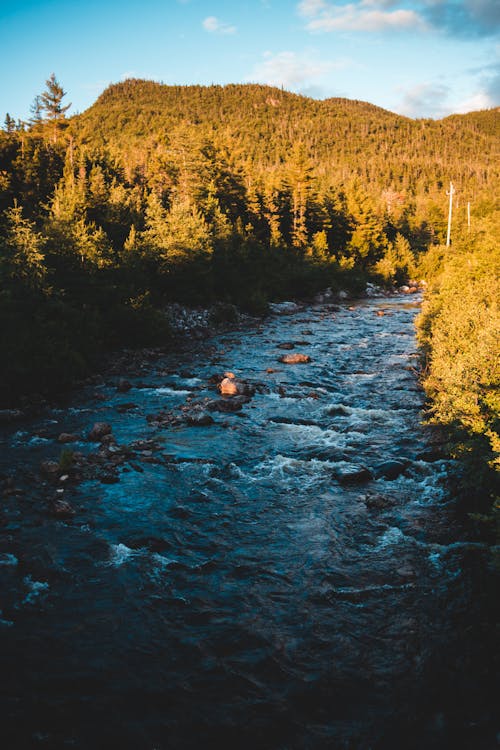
[416, 211, 500, 516]
[0, 77, 498, 405]
[375, 233, 416, 285]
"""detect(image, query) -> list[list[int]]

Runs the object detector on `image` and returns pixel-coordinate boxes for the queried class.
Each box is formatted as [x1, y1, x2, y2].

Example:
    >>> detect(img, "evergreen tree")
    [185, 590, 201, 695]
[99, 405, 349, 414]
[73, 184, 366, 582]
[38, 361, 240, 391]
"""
[40, 73, 71, 142]
[3, 114, 16, 133]
[29, 95, 43, 126]
[1, 203, 45, 287]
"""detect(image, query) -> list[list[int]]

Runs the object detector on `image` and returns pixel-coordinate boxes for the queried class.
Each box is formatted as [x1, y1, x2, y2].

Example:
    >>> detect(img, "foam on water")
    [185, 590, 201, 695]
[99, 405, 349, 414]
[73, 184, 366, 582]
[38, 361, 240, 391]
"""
[106, 543, 138, 567]
[0, 553, 18, 566]
[145, 387, 192, 396]
[21, 576, 50, 606]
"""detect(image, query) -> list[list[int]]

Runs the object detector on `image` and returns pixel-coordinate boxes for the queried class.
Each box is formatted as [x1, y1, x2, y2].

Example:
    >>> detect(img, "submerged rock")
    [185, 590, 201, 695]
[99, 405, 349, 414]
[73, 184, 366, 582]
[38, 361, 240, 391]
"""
[51, 498, 76, 518]
[364, 493, 397, 510]
[186, 412, 215, 427]
[88, 422, 112, 442]
[117, 378, 132, 393]
[279, 353, 311, 364]
[57, 433, 79, 444]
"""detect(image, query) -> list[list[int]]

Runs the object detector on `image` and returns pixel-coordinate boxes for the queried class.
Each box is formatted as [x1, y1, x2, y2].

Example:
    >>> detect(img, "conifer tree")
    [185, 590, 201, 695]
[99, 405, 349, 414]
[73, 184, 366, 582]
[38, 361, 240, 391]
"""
[3, 114, 15, 133]
[1, 203, 45, 287]
[29, 96, 43, 126]
[40, 73, 71, 143]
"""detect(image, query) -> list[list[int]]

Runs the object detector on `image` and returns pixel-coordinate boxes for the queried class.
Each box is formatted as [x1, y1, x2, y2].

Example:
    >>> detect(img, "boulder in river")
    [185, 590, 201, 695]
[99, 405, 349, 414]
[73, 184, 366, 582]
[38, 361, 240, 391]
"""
[186, 412, 215, 427]
[219, 376, 239, 396]
[279, 353, 311, 364]
[277, 342, 295, 350]
[218, 373, 256, 397]
[57, 433, 79, 444]
[88, 422, 112, 442]
[117, 378, 132, 393]
[207, 396, 249, 413]
[333, 465, 373, 484]
[374, 460, 408, 480]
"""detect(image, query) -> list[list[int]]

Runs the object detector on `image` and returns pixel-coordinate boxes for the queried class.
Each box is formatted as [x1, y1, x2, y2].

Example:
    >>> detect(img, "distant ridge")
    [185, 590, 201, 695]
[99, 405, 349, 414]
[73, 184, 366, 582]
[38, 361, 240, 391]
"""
[72, 79, 499, 200]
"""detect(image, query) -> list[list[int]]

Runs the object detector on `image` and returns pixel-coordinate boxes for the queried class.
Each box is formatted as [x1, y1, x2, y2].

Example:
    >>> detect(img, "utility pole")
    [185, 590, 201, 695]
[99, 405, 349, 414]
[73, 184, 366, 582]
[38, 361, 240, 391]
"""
[446, 181, 455, 247]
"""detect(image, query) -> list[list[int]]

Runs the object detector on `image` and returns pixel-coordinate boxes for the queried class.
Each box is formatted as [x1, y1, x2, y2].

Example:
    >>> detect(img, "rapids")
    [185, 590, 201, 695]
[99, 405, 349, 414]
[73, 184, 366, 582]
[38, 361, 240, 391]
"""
[0, 295, 496, 749]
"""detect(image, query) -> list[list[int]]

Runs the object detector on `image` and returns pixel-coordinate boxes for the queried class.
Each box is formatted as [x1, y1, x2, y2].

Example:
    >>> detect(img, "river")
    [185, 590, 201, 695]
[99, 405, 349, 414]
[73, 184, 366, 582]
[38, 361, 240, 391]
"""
[0, 294, 496, 749]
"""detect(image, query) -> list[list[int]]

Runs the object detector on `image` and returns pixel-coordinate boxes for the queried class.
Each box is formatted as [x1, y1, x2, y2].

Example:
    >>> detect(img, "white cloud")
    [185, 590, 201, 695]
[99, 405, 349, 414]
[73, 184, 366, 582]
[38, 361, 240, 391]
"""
[455, 91, 496, 112]
[298, 0, 328, 16]
[298, 0, 500, 37]
[299, 0, 427, 32]
[246, 50, 349, 90]
[397, 82, 451, 118]
[202, 16, 237, 35]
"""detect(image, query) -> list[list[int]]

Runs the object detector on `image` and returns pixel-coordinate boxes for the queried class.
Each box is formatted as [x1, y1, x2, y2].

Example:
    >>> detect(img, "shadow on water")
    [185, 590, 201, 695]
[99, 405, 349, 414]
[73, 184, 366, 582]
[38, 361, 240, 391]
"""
[0, 295, 497, 749]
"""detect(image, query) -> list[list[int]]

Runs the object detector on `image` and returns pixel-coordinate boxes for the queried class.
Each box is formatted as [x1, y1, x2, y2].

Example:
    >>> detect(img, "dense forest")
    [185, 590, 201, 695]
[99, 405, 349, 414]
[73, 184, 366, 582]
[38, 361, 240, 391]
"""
[0, 77, 498, 507]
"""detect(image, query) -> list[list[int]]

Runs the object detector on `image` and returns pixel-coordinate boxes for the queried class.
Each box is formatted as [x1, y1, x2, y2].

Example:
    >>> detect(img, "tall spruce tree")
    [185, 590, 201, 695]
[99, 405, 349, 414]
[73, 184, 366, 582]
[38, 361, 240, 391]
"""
[40, 74, 71, 143]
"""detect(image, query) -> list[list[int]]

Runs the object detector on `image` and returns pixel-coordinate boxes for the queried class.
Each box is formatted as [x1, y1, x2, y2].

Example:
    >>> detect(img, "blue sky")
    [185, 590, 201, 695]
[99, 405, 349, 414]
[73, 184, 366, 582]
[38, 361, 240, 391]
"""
[1, 0, 498, 121]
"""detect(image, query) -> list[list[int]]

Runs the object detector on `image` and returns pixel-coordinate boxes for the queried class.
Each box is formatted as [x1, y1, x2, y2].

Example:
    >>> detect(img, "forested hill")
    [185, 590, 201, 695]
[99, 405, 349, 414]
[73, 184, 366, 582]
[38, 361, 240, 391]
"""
[0, 77, 498, 405]
[73, 80, 498, 205]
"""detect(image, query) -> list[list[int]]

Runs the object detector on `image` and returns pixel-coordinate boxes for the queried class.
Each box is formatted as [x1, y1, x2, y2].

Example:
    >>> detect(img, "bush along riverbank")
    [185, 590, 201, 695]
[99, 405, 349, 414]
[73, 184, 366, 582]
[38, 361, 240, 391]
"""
[415, 213, 500, 540]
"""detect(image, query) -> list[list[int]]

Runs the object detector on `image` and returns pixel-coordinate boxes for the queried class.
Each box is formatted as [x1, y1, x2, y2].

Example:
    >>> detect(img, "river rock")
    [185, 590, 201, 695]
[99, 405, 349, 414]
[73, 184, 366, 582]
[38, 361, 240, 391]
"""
[99, 470, 119, 484]
[117, 378, 132, 393]
[88, 422, 112, 442]
[116, 403, 137, 413]
[279, 353, 311, 364]
[416, 448, 444, 463]
[186, 412, 215, 427]
[277, 342, 295, 350]
[374, 460, 408, 480]
[364, 493, 397, 510]
[57, 433, 79, 444]
[333, 465, 373, 484]
[40, 460, 60, 477]
[207, 396, 249, 413]
[218, 373, 256, 397]
[51, 498, 76, 518]
[219, 376, 239, 396]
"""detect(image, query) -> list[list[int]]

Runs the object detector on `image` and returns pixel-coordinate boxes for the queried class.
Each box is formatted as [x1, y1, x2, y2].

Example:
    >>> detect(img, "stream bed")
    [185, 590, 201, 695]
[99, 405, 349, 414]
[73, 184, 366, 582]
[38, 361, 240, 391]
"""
[0, 294, 496, 749]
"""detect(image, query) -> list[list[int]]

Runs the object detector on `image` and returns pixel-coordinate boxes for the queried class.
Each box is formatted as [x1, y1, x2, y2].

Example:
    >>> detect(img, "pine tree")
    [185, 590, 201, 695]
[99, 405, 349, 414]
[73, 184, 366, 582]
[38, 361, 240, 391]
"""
[40, 74, 71, 143]
[3, 114, 16, 133]
[29, 95, 43, 126]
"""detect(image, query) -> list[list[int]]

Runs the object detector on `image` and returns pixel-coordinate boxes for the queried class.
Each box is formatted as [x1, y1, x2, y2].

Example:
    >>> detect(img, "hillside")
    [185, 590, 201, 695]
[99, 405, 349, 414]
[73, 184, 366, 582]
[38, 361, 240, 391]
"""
[0, 79, 498, 404]
[73, 80, 499, 203]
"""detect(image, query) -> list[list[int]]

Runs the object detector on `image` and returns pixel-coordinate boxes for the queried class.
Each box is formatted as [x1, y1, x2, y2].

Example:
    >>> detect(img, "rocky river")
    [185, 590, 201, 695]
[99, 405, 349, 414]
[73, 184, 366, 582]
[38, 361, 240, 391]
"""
[0, 293, 496, 749]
